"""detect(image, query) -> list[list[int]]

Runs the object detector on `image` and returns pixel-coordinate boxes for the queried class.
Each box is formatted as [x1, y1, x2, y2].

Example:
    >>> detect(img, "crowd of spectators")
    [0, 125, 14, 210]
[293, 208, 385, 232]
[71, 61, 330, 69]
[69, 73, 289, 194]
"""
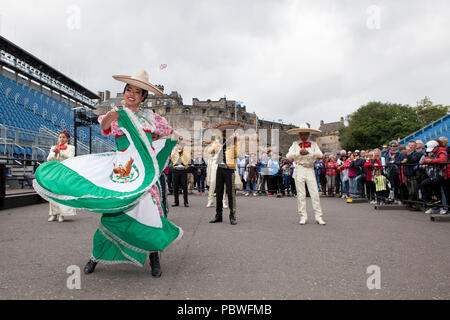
[163, 136, 449, 215]
[312, 136, 449, 215]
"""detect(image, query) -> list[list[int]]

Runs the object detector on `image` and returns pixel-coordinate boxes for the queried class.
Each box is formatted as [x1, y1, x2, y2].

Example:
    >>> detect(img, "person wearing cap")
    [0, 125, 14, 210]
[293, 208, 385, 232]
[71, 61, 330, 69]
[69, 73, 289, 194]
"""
[422, 140, 449, 215]
[170, 144, 191, 207]
[209, 122, 243, 225]
[46, 130, 76, 222]
[86, 70, 181, 277]
[286, 123, 326, 225]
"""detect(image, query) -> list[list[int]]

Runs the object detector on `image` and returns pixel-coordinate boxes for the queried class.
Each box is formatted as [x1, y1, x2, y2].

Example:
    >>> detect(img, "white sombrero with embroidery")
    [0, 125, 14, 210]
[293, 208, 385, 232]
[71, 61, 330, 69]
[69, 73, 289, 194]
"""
[113, 69, 163, 95]
[287, 123, 321, 134]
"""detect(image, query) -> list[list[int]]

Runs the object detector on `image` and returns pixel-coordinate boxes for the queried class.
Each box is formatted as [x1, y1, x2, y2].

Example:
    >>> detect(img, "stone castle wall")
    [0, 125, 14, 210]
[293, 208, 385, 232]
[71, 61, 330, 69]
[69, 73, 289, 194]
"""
[94, 90, 301, 155]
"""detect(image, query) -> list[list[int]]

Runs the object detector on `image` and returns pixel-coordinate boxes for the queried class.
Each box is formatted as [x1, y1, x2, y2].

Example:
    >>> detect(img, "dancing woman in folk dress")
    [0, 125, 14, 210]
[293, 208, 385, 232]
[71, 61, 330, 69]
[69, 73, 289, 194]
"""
[34, 70, 182, 277]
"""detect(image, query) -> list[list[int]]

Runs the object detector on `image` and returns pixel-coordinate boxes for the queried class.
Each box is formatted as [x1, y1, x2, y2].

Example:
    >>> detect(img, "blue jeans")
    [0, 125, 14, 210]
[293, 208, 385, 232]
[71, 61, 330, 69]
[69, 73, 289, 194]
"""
[246, 181, 256, 193]
[195, 172, 205, 192]
[349, 177, 357, 198]
[355, 175, 364, 198]
[341, 176, 349, 195]
[315, 174, 321, 191]
[441, 184, 448, 207]
[283, 174, 291, 191]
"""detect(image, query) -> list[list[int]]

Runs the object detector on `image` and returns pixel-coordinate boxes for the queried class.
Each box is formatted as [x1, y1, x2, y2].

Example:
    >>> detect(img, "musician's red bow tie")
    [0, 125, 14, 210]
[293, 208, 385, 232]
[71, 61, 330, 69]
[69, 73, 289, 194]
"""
[299, 142, 311, 148]
[56, 145, 68, 150]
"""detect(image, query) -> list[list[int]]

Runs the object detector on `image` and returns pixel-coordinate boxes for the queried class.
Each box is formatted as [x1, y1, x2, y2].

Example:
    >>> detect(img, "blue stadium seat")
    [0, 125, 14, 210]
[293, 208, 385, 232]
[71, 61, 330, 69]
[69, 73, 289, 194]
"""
[1, 74, 114, 153]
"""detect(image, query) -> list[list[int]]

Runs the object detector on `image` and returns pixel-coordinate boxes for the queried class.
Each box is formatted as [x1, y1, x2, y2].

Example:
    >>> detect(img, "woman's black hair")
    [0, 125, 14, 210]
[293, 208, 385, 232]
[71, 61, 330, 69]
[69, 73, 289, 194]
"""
[123, 84, 149, 102]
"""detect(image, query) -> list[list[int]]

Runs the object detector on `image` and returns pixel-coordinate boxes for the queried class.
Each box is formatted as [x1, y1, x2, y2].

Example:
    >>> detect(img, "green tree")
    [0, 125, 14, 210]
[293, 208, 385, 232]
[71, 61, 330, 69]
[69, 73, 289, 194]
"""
[414, 97, 448, 127]
[339, 102, 422, 151]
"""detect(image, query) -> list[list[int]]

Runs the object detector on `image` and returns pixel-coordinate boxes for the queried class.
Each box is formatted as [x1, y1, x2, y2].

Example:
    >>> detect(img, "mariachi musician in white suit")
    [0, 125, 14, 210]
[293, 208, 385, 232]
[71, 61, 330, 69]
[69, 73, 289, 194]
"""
[205, 135, 228, 209]
[286, 123, 326, 225]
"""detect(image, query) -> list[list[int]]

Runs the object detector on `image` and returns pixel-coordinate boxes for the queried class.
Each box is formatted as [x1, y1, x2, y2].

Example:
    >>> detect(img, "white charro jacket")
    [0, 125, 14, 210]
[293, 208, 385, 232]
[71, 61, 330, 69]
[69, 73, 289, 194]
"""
[286, 140, 323, 168]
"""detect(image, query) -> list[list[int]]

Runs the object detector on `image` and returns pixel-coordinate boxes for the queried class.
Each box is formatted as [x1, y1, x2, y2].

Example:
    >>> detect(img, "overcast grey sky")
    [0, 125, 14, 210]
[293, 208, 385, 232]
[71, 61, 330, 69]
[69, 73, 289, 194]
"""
[1, 0, 449, 128]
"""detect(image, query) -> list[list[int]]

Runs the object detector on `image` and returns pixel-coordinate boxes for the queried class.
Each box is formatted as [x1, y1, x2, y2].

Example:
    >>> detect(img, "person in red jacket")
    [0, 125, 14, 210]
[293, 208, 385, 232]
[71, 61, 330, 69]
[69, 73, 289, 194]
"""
[364, 151, 382, 204]
[422, 140, 449, 215]
[325, 155, 338, 196]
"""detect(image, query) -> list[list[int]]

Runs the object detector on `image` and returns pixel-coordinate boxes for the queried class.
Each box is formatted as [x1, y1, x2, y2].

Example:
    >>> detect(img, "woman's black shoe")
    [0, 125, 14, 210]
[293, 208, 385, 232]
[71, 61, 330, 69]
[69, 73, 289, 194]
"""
[84, 259, 97, 274]
[149, 252, 162, 277]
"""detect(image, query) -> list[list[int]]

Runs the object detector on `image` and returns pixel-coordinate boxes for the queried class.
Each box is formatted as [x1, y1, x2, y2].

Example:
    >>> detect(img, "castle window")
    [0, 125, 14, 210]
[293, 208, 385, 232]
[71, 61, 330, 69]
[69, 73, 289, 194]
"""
[202, 109, 206, 114]
[147, 101, 153, 107]
[166, 107, 171, 113]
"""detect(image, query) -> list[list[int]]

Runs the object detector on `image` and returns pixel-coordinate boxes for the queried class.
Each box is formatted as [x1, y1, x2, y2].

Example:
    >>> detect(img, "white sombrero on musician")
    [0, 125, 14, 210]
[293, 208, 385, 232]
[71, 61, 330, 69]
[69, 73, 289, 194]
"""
[113, 69, 163, 95]
[287, 123, 321, 135]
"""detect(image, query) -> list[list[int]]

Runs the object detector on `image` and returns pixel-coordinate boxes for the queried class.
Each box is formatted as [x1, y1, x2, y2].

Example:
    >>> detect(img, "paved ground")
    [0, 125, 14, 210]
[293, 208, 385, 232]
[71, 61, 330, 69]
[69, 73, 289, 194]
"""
[1, 193, 449, 300]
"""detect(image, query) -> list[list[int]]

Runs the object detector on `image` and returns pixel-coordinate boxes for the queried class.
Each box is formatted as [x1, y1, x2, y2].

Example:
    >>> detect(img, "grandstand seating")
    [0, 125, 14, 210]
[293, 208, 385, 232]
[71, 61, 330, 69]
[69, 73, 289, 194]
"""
[398, 114, 450, 145]
[0, 74, 113, 158]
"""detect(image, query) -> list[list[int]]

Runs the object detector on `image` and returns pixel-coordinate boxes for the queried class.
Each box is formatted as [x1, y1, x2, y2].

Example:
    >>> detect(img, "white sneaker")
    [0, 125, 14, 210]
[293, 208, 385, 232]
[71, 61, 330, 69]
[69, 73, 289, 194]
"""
[440, 208, 448, 215]
[425, 208, 436, 214]
[57, 215, 64, 222]
[253, 193, 257, 196]
[244, 193, 249, 196]
[223, 202, 228, 209]
[48, 215, 57, 222]
[299, 217, 307, 225]
[206, 199, 215, 207]
[315, 217, 326, 225]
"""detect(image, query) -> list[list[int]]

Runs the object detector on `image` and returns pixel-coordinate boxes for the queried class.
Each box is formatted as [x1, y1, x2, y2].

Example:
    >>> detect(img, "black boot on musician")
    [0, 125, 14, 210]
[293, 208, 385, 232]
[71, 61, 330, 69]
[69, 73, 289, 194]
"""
[149, 252, 162, 278]
[209, 214, 222, 223]
[84, 258, 97, 274]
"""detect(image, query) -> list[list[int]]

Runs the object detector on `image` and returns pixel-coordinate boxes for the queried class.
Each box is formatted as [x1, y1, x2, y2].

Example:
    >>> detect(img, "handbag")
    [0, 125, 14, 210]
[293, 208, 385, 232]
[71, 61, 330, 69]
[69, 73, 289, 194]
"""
[234, 167, 243, 190]
[243, 170, 248, 182]
[343, 169, 349, 182]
